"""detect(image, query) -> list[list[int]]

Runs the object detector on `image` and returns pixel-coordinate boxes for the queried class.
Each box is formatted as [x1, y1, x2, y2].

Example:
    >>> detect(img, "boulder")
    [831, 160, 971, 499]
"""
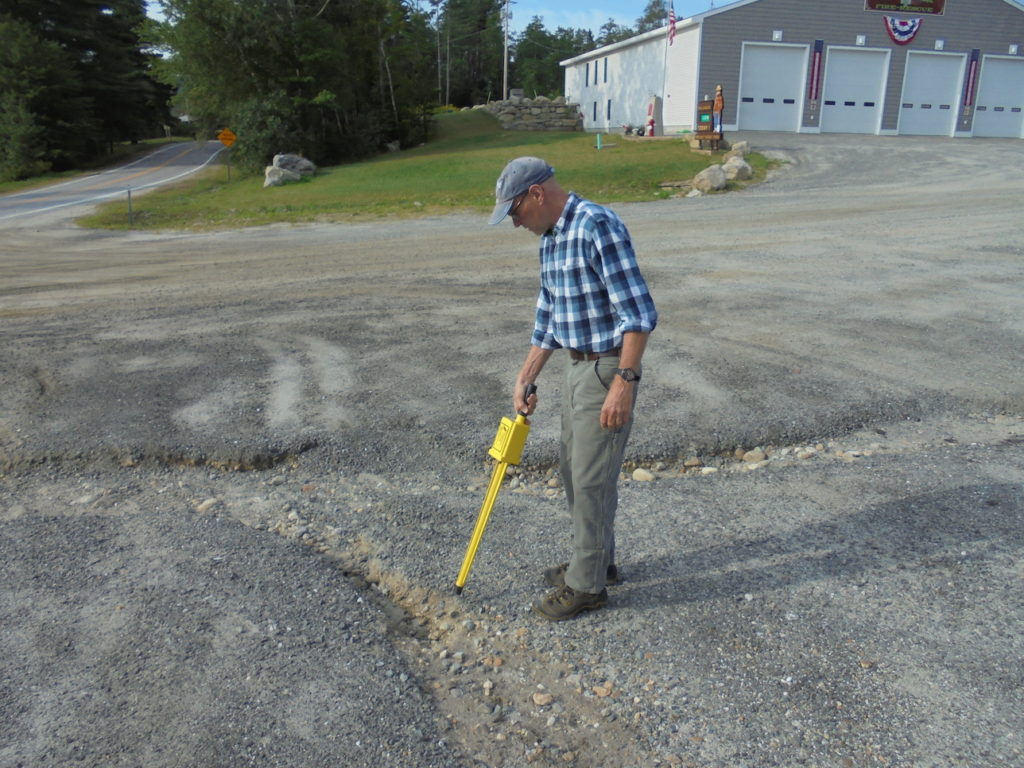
[263, 165, 302, 188]
[272, 153, 317, 176]
[692, 164, 727, 193]
[723, 156, 752, 181]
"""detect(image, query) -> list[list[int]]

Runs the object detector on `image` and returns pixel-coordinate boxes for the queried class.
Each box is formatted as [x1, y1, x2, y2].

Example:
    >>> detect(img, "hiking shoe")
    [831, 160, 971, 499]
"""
[543, 562, 620, 588]
[532, 585, 608, 621]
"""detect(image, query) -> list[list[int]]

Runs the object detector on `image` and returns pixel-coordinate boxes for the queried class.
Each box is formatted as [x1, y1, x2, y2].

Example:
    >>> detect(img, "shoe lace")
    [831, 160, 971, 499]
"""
[551, 585, 575, 605]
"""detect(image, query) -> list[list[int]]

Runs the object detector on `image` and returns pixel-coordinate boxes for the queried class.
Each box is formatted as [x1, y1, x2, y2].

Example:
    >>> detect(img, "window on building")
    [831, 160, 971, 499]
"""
[604, 58, 608, 83]
[585, 63, 589, 87]
[607, 99, 612, 120]
[593, 101, 597, 121]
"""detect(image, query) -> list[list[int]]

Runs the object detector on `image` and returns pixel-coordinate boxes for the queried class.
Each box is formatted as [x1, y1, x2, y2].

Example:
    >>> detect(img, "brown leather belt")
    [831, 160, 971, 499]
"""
[567, 347, 620, 362]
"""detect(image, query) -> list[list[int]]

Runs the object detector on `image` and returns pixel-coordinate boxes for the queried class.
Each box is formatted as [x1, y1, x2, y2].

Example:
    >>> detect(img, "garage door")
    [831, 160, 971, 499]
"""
[899, 52, 965, 136]
[738, 43, 806, 131]
[820, 48, 888, 134]
[973, 56, 1024, 138]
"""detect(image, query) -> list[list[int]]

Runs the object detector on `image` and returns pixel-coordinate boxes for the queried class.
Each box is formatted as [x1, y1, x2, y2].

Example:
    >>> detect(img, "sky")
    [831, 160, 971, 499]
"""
[506, 0, 718, 35]
[146, 1, 724, 37]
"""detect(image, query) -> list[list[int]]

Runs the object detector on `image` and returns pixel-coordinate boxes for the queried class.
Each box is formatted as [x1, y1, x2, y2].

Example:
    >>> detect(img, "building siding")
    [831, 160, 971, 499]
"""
[564, 31, 683, 133]
[664, 25, 703, 131]
[562, 0, 1023, 137]
[699, 0, 1024, 133]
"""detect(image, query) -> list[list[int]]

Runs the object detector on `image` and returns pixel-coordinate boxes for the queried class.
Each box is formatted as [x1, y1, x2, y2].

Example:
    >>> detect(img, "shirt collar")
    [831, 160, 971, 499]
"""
[546, 192, 580, 238]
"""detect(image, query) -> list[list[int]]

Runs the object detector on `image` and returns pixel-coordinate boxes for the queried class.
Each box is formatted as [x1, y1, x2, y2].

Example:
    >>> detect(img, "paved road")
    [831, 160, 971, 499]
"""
[0, 140, 223, 223]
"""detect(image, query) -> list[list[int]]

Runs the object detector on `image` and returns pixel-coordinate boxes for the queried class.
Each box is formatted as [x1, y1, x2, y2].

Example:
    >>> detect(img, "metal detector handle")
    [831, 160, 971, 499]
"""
[518, 383, 538, 417]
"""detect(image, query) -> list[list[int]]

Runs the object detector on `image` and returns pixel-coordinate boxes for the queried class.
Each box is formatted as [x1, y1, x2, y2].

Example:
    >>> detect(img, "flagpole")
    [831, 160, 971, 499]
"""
[660, 36, 670, 132]
[660, 3, 676, 136]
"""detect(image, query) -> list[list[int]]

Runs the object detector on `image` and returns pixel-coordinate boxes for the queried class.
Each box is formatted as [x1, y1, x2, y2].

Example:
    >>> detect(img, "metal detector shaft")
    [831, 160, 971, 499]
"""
[454, 384, 537, 595]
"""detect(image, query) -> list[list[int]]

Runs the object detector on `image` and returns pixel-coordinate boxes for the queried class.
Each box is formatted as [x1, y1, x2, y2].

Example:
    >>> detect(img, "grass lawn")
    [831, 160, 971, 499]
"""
[77, 112, 775, 231]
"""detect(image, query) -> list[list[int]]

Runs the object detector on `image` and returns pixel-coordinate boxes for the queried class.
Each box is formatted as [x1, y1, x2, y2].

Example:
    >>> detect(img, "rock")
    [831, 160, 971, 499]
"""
[723, 141, 750, 161]
[684, 457, 703, 468]
[593, 681, 613, 697]
[694, 164, 727, 192]
[742, 449, 767, 463]
[700, 467, 719, 475]
[263, 166, 302, 188]
[272, 153, 317, 176]
[632, 468, 655, 482]
[532, 692, 554, 706]
[195, 498, 219, 513]
[723, 156, 752, 180]
[685, 188, 703, 198]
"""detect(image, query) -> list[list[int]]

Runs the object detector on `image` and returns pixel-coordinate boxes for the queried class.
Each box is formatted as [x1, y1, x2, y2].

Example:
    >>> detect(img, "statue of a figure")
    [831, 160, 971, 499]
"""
[712, 84, 725, 133]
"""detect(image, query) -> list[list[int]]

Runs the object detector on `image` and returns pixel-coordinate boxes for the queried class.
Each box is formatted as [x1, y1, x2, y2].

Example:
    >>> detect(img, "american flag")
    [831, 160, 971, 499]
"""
[667, 2, 676, 45]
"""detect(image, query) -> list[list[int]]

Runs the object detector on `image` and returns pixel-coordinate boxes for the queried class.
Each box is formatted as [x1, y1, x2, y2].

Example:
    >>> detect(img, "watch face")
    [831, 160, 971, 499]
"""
[617, 368, 638, 381]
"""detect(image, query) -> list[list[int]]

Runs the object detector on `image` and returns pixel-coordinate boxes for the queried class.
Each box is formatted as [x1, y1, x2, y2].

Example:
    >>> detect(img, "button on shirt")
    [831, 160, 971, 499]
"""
[532, 193, 658, 352]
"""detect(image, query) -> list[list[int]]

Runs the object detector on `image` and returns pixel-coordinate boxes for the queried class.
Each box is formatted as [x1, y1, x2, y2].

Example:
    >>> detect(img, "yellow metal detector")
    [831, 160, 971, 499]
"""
[455, 384, 537, 595]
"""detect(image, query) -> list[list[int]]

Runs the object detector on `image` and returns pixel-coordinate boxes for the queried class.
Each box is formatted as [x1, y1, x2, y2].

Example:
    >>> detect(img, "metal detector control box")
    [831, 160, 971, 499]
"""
[488, 414, 530, 465]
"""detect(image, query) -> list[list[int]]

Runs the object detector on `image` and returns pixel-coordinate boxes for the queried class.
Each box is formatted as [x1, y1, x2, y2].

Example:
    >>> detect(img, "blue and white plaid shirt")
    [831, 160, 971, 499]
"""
[532, 193, 657, 352]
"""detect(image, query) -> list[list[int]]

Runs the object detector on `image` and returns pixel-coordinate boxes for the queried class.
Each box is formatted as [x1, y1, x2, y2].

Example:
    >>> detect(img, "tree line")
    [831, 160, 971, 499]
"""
[0, 0, 173, 181]
[0, 0, 671, 180]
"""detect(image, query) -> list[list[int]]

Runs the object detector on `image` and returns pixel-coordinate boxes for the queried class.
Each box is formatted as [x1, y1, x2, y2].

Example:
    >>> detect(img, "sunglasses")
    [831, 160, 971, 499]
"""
[509, 191, 528, 218]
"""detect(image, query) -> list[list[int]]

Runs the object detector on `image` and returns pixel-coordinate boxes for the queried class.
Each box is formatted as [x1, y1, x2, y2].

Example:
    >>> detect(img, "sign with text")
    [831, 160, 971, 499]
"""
[865, 0, 946, 14]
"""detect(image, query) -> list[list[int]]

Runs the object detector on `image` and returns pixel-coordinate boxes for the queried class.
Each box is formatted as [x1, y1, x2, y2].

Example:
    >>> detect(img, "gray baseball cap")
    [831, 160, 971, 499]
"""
[489, 157, 555, 225]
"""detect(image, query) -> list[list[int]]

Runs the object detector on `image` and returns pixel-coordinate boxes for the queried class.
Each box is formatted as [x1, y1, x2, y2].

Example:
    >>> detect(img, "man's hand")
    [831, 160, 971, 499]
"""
[514, 346, 553, 416]
[514, 381, 538, 415]
[600, 377, 633, 429]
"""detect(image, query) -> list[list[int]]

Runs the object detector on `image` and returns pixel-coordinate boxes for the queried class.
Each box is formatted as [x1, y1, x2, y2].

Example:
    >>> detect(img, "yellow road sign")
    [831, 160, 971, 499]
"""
[217, 129, 237, 147]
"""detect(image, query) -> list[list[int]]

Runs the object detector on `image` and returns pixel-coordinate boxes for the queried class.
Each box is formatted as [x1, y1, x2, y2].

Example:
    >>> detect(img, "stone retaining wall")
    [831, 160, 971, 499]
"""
[475, 96, 583, 131]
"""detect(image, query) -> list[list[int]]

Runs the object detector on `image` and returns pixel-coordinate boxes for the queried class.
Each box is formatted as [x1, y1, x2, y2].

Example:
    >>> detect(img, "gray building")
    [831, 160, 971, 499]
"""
[562, 0, 1024, 138]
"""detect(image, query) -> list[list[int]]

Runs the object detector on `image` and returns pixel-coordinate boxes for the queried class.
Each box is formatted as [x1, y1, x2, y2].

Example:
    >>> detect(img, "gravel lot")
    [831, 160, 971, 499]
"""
[1, 133, 1022, 767]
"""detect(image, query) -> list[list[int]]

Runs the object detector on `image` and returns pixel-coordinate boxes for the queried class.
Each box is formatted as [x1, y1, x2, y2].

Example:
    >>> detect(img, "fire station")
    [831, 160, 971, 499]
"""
[561, 0, 1024, 138]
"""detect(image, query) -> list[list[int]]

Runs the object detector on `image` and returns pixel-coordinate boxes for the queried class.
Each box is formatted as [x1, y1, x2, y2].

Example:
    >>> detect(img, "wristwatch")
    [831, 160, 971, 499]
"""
[615, 367, 641, 382]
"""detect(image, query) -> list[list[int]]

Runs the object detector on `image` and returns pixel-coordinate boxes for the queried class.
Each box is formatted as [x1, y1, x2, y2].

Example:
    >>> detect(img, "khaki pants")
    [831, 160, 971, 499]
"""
[560, 355, 639, 594]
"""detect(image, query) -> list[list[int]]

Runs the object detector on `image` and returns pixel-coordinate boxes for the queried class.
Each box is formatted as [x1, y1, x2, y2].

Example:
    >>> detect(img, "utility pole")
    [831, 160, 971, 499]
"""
[502, 0, 510, 100]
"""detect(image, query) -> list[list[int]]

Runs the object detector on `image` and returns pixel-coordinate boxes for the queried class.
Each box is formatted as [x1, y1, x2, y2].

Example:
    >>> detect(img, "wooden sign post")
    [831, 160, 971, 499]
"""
[217, 129, 237, 181]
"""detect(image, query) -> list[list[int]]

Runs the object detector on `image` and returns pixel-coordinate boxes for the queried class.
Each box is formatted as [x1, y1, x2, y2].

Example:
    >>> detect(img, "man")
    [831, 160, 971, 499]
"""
[489, 157, 658, 621]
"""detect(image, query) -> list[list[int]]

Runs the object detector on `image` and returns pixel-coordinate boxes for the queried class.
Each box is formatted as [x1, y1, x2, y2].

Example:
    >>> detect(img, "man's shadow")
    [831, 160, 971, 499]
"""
[617, 482, 1022, 607]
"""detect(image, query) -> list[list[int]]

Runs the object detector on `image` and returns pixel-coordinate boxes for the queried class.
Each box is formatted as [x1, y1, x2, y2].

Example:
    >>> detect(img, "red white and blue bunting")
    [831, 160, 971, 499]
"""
[883, 16, 922, 45]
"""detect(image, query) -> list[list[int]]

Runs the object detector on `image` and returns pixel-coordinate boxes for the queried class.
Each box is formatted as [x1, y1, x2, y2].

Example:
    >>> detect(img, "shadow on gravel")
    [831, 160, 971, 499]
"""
[623, 482, 1022, 606]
